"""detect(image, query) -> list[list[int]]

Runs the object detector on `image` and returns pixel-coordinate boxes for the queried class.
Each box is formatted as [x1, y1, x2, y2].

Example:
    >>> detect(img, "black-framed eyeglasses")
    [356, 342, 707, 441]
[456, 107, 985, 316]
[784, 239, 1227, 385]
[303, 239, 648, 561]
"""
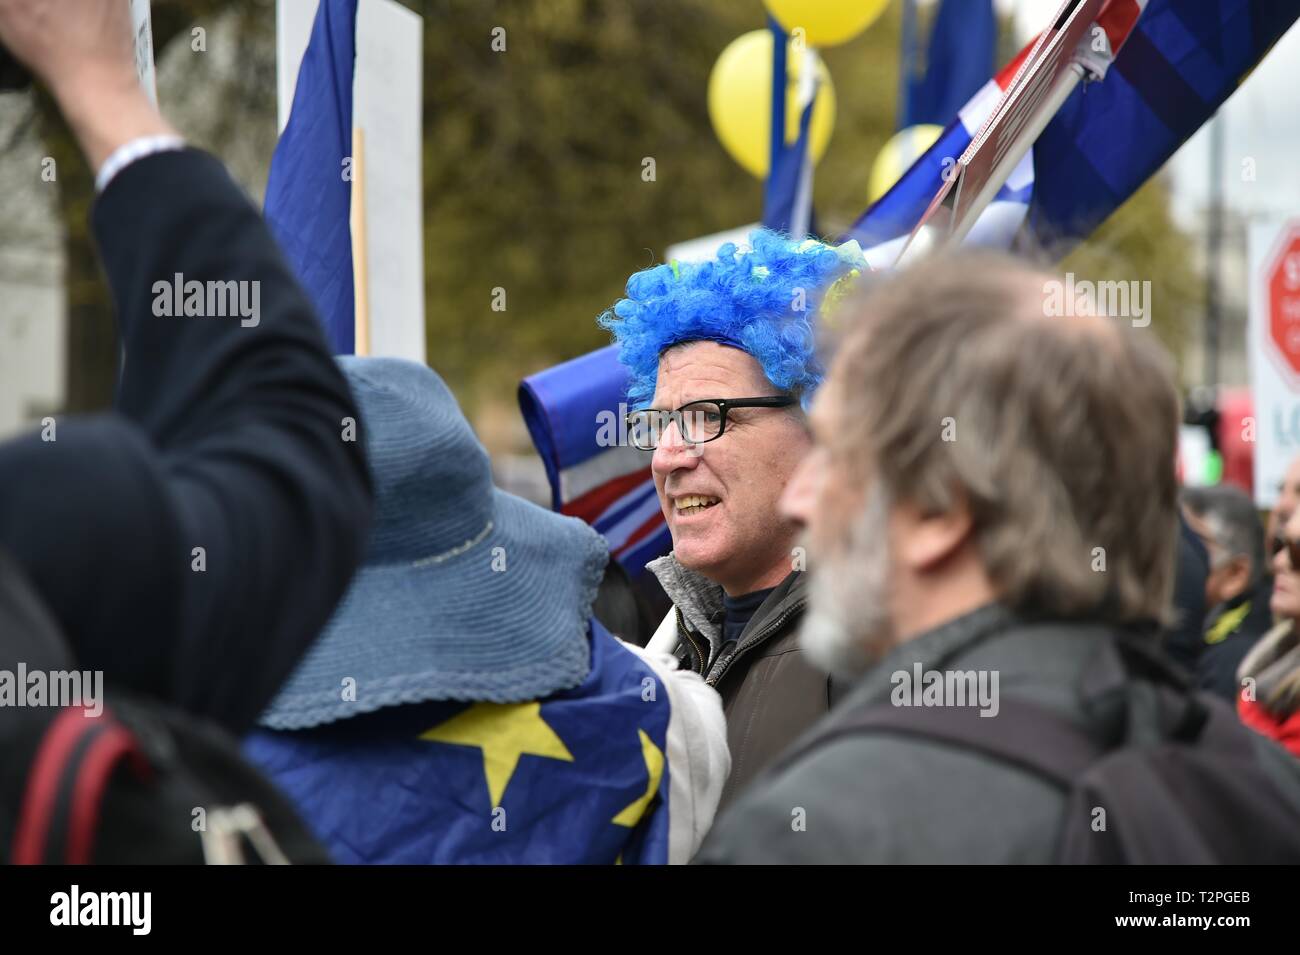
[625, 396, 796, 451]
[1273, 534, 1300, 570]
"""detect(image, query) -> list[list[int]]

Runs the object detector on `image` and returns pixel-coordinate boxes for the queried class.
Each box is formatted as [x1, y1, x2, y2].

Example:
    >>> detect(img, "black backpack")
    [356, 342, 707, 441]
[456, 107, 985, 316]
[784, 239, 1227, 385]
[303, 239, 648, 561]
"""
[792, 630, 1300, 863]
[0, 548, 330, 864]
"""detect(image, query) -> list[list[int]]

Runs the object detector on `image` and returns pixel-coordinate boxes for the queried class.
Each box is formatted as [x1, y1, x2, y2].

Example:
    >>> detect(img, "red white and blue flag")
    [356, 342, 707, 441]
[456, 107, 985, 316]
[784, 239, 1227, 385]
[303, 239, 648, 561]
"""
[519, 347, 668, 578]
[846, 0, 1150, 266]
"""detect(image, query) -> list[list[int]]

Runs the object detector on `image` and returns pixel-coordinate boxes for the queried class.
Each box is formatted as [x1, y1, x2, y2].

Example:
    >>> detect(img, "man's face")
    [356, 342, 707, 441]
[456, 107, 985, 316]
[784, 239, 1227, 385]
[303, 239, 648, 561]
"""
[781, 379, 897, 676]
[1185, 508, 1251, 608]
[1204, 551, 1251, 608]
[649, 341, 811, 596]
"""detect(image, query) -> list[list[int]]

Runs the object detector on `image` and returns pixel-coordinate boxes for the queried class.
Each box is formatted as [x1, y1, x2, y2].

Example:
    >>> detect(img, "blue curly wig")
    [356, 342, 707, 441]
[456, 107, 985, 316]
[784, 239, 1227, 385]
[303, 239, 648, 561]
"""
[598, 229, 867, 410]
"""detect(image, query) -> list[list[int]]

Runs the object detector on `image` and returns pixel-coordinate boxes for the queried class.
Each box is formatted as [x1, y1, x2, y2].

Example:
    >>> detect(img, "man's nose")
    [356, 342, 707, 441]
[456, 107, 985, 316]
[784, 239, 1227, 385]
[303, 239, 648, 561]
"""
[651, 416, 700, 477]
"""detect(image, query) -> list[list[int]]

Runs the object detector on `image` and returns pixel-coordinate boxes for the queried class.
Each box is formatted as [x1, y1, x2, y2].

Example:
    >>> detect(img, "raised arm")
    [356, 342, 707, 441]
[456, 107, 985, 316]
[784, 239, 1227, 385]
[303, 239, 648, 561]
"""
[0, 0, 373, 731]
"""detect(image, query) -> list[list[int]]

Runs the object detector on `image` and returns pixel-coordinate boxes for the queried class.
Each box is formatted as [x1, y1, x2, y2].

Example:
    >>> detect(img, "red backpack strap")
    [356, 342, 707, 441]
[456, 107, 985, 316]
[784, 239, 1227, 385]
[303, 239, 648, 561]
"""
[11, 706, 151, 865]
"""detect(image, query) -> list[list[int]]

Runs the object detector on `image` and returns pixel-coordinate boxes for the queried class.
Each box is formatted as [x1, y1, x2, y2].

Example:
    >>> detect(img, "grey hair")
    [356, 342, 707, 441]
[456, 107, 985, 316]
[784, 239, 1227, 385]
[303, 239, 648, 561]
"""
[824, 250, 1181, 628]
[1182, 484, 1267, 587]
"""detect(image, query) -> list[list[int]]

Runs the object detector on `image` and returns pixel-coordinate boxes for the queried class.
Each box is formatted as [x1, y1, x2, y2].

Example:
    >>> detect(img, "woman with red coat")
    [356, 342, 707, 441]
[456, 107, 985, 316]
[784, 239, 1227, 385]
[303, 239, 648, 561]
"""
[1238, 514, 1300, 758]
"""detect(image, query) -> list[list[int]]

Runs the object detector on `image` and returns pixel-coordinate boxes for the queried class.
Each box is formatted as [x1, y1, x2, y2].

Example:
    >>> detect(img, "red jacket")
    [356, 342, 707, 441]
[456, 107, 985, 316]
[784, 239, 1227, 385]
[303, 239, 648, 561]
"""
[1238, 698, 1300, 758]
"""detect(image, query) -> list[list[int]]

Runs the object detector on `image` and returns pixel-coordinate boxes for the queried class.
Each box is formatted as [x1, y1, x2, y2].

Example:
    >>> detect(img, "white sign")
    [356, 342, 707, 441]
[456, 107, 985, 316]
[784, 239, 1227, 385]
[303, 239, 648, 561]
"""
[1178, 424, 1213, 487]
[353, 0, 425, 363]
[130, 0, 157, 104]
[276, 0, 426, 364]
[1247, 218, 1300, 507]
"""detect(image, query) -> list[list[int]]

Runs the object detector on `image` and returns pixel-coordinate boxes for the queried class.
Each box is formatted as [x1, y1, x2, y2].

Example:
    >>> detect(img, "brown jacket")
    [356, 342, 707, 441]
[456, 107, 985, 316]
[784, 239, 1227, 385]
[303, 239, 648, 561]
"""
[647, 557, 833, 809]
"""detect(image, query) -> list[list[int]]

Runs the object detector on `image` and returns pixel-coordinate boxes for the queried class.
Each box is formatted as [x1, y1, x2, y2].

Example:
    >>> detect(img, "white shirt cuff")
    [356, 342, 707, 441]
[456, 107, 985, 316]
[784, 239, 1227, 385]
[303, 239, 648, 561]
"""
[95, 135, 187, 193]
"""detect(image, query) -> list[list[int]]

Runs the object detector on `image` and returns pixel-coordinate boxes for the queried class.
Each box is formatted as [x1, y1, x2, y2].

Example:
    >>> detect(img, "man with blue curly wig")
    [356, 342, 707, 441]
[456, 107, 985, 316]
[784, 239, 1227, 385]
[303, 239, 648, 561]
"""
[600, 229, 866, 807]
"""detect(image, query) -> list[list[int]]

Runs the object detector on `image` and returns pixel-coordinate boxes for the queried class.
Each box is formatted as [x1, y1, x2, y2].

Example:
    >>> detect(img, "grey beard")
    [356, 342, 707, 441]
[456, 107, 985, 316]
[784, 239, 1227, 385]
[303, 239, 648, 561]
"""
[800, 484, 896, 680]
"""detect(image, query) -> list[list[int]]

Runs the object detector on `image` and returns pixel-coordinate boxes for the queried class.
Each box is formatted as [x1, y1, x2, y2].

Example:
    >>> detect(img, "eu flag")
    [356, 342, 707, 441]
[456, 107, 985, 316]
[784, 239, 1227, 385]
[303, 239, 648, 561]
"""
[244, 623, 672, 864]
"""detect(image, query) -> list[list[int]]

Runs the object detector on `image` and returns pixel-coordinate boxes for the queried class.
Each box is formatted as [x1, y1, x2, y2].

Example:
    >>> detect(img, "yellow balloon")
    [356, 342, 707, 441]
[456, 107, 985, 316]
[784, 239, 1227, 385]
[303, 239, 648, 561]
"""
[707, 30, 837, 181]
[764, 0, 890, 48]
[867, 124, 943, 204]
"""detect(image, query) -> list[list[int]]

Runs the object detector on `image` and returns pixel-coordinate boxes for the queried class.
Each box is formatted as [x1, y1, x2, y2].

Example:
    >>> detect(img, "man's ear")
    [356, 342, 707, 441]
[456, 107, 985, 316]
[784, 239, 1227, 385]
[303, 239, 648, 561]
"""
[892, 492, 975, 573]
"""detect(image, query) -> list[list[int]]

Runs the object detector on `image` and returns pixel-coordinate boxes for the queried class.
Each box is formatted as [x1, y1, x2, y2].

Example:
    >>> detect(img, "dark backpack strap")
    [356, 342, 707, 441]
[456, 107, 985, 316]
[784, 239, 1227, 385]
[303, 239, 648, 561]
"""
[11, 707, 151, 865]
[786, 698, 1107, 790]
[786, 628, 1209, 786]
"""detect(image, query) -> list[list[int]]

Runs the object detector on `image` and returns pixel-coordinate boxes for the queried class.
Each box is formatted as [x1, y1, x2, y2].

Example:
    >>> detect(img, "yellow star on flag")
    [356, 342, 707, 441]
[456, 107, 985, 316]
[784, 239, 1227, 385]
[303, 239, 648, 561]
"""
[612, 729, 664, 827]
[419, 701, 574, 807]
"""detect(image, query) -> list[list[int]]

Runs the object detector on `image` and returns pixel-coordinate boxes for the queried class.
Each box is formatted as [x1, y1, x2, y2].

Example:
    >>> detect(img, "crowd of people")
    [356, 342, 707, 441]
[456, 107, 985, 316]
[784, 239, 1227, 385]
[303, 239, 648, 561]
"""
[3, 0, 1300, 865]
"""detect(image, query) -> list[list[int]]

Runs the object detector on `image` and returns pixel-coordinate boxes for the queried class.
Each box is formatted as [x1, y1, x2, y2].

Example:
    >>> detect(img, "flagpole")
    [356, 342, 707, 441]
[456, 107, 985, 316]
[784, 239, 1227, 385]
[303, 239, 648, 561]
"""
[790, 46, 817, 239]
[350, 126, 371, 357]
[897, 0, 918, 129]
[763, 15, 788, 228]
[942, 62, 1084, 249]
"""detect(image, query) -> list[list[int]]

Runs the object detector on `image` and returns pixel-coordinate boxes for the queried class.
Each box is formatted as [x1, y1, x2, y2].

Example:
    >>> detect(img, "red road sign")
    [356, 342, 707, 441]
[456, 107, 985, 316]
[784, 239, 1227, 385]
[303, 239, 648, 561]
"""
[1268, 226, 1300, 379]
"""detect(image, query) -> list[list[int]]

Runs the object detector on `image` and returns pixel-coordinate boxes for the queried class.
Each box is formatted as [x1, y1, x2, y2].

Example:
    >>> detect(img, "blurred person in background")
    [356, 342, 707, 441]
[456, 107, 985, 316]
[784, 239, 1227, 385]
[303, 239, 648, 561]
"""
[599, 231, 865, 808]
[1238, 507, 1300, 759]
[1266, 455, 1300, 549]
[1182, 485, 1272, 702]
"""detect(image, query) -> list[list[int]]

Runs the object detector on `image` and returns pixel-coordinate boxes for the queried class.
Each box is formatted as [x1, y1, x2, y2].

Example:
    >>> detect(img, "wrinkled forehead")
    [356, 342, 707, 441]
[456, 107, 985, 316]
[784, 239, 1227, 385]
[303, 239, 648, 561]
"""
[651, 340, 776, 405]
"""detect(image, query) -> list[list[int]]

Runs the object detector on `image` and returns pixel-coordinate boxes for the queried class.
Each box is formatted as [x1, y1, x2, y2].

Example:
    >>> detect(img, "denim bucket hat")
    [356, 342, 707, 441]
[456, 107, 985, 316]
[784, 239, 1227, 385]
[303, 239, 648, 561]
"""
[258, 357, 607, 730]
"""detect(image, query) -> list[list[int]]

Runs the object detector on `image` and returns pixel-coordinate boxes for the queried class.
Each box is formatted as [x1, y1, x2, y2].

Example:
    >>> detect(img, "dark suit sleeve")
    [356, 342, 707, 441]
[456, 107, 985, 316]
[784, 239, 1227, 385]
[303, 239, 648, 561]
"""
[0, 149, 372, 733]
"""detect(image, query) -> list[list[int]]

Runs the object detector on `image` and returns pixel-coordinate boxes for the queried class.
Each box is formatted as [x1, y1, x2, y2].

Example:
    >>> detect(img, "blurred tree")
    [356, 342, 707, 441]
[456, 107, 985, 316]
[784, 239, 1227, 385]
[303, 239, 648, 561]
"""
[1061, 175, 1201, 372]
[419, 0, 778, 414]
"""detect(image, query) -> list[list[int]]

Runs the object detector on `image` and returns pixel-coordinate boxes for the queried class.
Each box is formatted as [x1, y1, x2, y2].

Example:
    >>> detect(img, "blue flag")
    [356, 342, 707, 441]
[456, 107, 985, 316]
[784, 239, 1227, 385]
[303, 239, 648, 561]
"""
[762, 17, 816, 235]
[1022, 0, 1300, 256]
[244, 622, 672, 864]
[848, 0, 1300, 265]
[900, 0, 997, 130]
[264, 0, 358, 355]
